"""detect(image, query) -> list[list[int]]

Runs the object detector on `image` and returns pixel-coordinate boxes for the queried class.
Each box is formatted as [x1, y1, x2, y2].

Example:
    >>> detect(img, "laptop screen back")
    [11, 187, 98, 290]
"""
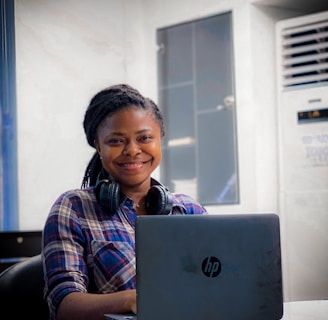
[135, 214, 283, 320]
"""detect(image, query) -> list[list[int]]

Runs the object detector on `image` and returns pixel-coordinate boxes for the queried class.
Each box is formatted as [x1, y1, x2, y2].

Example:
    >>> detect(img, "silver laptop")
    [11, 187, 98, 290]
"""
[105, 213, 283, 320]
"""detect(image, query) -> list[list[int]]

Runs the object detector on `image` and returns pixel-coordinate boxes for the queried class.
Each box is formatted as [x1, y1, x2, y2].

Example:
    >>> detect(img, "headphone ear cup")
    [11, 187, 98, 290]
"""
[145, 185, 173, 215]
[96, 180, 120, 213]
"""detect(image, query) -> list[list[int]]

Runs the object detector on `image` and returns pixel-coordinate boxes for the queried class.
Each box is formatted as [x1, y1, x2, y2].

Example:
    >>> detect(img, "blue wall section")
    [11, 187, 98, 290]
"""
[0, 0, 19, 230]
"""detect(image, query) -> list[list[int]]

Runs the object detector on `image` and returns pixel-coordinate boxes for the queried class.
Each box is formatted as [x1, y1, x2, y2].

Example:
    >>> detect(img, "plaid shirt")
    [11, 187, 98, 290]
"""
[42, 186, 207, 319]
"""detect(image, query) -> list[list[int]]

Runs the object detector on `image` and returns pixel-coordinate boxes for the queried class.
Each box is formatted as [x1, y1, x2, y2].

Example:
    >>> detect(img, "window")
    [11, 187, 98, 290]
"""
[157, 12, 239, 205]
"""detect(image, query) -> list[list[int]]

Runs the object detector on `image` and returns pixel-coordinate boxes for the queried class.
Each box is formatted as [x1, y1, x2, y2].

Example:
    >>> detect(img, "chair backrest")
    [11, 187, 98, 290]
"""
[0, 253, 49, 319]
[0, 230, 43, 272]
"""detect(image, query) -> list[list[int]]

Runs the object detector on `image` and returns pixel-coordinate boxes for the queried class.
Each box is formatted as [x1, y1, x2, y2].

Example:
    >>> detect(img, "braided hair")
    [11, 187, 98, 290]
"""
[81, 84, 165, 188]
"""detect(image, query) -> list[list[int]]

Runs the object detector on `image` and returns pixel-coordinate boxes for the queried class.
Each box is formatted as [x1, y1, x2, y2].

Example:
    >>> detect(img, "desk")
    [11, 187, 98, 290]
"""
[282, 300, 328, 320]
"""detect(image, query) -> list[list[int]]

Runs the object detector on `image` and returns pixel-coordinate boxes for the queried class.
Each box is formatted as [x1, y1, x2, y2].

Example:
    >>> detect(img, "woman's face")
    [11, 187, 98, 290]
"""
[95, 106, 162, 192]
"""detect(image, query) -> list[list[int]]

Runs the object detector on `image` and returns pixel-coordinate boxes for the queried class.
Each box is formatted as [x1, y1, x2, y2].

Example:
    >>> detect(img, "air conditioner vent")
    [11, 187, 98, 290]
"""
[280, 19, 328, 89]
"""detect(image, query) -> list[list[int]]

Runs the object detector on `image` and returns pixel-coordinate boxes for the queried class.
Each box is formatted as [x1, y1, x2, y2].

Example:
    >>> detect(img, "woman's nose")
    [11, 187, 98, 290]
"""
[122, 142, 141, 156]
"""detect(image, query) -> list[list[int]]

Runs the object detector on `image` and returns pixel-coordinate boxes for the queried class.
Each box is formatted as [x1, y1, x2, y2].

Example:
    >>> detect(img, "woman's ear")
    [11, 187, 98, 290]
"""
[94, 139, 100, 154]
[94, 142, 102, 160]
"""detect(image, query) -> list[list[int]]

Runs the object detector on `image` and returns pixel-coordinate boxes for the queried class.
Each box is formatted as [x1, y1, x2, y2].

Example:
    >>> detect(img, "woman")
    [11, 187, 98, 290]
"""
[42, 84, 207, 320]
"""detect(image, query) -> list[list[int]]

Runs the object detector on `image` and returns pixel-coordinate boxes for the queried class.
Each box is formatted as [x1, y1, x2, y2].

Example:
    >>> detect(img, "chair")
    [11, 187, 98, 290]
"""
[0, 253, 49, 319]
[0, 230, 43, 272]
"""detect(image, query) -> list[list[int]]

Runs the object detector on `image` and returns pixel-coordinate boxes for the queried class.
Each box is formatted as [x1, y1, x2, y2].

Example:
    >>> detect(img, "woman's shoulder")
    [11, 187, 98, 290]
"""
[171, 193, 207, 215]
[53, 187, 96, 205]
[47, 187, 100, 222]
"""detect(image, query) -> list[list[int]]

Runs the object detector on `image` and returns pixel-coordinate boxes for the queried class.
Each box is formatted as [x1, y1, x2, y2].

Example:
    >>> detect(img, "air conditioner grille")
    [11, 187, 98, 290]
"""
[280, 19, 328, 89]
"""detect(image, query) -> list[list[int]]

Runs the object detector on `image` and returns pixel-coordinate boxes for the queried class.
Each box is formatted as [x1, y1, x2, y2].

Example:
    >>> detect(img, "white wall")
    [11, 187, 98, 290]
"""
[15, 0, 299, 229]
[15, 0, 147, 229]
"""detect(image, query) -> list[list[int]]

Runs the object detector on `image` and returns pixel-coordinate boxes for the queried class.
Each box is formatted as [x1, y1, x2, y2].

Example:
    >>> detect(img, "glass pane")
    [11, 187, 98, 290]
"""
[198, 111, 239, 204]
[157, 23, 193, 87]
[195, 14, 234, 111]
[161, 145, 196, 198]
[160, 85, 195, 142]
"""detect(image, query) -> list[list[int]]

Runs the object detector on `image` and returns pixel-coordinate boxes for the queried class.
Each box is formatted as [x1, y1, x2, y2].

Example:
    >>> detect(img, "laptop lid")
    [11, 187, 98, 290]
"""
[135, 213, 283, 320]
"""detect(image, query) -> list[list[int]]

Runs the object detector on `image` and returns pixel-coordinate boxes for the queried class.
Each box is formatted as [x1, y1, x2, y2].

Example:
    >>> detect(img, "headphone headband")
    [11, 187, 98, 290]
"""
[95, 172, 173, 215]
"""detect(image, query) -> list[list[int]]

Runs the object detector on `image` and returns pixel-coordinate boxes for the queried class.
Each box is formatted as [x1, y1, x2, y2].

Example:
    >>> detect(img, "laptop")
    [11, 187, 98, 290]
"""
[105, 213, 283, 320]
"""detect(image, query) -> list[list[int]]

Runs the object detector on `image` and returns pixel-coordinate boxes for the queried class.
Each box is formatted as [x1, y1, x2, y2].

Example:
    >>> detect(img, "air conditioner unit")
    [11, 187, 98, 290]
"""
[276, 11, 328, 302]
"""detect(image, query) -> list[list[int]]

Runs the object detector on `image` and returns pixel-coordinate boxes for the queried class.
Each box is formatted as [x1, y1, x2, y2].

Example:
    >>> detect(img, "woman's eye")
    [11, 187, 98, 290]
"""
[108, 138, 123, 145]
[139, 135, 153, 142]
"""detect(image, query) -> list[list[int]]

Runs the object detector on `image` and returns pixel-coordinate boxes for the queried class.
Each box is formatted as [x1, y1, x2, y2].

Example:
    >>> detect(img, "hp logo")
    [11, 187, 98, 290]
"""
[202, 256, 221, 277]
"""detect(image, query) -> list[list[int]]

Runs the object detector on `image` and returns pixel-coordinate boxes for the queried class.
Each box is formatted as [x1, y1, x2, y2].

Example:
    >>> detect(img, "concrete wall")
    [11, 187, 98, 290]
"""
[15, 0, 300, 228]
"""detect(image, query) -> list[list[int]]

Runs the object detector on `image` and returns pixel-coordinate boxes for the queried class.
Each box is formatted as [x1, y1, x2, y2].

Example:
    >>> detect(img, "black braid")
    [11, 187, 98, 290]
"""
[81, 152, 102, 188]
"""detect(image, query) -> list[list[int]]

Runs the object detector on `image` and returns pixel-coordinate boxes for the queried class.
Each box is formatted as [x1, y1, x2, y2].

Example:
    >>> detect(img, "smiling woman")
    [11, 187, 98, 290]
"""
[42, 83, 207, 320]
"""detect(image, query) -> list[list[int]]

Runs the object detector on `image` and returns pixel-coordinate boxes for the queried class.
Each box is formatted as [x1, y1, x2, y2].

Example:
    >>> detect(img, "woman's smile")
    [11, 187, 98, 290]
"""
[117, 160, 149, 170]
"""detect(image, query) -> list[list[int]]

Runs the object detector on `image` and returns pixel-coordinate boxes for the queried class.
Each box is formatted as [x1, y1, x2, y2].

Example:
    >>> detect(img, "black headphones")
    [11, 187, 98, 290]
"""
[95, 171, 173, 215]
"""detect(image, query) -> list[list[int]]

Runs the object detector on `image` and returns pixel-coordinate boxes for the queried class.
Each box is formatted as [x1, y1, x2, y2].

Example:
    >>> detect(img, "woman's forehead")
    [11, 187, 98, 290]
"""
[97, 107, 159, 132]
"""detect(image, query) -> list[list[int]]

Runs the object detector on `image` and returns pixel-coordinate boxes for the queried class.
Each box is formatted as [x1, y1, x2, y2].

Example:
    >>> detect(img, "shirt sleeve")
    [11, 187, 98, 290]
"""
[42, 191, 89, 319]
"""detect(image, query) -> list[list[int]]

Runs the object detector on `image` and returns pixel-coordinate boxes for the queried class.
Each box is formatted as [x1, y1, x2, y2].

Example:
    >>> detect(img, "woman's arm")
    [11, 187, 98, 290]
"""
[57, 289, 137, 320]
